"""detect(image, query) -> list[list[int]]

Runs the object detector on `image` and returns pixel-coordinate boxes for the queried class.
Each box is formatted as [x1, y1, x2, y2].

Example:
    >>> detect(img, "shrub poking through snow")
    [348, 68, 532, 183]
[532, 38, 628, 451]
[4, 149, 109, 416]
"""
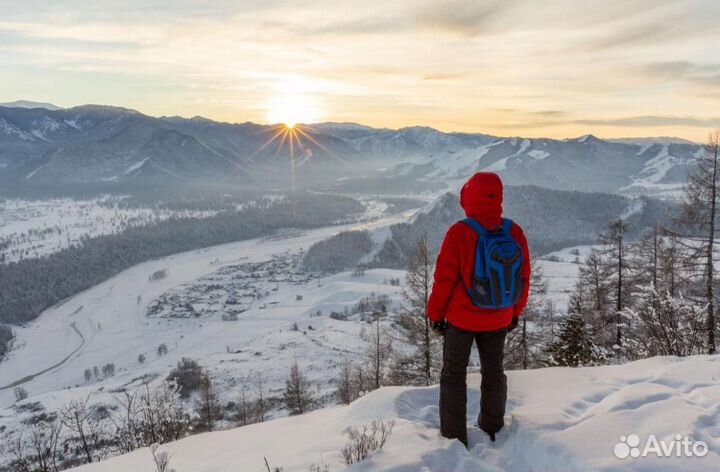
[14, 387, 29, 402]
[151, 444, 175, 472]
[263, 456, 283, 472]
[341, 419, 394, 465]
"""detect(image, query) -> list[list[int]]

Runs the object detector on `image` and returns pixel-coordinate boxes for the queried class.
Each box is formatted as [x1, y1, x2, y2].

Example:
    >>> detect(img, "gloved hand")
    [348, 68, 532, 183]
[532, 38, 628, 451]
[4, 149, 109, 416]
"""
[431, 320, 447, 336]
[508, 316, 519, 332]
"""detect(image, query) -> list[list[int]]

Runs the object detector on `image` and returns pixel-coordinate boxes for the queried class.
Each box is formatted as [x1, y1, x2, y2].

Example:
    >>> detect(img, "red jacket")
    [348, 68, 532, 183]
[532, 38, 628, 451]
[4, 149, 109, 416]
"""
[428, 172, 531, 332]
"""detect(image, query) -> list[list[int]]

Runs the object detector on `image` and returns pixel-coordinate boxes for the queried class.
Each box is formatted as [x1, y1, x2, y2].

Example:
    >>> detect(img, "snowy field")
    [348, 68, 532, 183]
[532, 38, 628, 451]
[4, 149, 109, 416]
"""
[69, 355, 720, 472]
[535, 245, 592, 314]
[0, 196, 217, 263]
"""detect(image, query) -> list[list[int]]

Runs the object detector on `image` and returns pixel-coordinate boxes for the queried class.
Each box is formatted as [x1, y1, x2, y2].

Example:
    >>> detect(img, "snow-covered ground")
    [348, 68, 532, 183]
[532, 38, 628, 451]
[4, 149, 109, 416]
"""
[0, 209, 416, 407]
[0, 197, 217, 262]
[69, 355, 720, 472]
[536, 245, 592, 314]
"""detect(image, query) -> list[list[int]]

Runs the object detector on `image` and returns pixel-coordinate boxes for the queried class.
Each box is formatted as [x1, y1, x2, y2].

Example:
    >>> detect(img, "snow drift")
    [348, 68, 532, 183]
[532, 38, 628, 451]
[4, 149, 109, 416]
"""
[70, 355, 719, 472]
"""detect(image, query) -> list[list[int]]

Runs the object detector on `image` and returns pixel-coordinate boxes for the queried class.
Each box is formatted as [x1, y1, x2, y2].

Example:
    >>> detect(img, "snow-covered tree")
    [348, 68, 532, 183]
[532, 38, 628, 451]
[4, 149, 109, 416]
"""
[335, 363, 355, 405]
[195, 374, 220, 432]
[60, 397, 107, 464]
[624, 290, 706, 357]
[392, 234, 441, 386]
[9, 420, 63, 472]
[598, 219, 629, 347]
[505, 259, 553, 369]
[283, 362, 314, 415]
[254, 373, 268, 423]
[674, 129, 720, 354]
[571, 250, 612, 346]
[545, 302, 602, 367]
[361, 310, 393, 390]
[235, 379, 253, 426]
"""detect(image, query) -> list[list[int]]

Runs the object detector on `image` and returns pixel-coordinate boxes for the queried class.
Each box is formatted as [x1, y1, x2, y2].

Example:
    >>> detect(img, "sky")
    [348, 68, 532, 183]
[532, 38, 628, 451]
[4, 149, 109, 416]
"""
[1, 0, 719, 141]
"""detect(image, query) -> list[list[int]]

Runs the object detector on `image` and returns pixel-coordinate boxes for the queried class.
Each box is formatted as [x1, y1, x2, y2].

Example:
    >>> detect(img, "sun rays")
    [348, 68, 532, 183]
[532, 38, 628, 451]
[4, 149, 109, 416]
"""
[245, 123, 349, 197]
[249, 123, 348, 168]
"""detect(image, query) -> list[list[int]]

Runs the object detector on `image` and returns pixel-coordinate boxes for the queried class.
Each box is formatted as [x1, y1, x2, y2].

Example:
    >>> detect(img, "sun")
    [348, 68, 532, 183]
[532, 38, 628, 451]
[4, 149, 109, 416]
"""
[266, 93, 321, 128]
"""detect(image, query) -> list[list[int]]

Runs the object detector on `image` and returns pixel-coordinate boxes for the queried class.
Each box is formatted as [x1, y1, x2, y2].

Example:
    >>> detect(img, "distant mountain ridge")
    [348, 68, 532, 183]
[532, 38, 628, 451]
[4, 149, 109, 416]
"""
[0, 100, 63, 110]
[0, 103, 703, 193]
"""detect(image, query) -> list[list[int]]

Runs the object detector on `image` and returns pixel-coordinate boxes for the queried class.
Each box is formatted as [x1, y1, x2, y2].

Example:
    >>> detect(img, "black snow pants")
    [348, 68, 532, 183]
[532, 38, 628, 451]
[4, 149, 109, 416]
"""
[439, 322, 508, 445]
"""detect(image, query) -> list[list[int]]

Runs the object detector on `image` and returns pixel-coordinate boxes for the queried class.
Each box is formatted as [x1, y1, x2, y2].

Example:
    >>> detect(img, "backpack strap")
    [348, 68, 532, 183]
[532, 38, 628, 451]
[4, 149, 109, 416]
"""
[461, 218, 513, 235]
[460, 217, 487, 236]
[501, 218, 513, 234]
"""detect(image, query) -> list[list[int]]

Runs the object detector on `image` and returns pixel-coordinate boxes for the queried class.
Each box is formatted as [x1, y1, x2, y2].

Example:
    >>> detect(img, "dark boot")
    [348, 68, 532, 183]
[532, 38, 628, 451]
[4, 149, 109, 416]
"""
[439, 323, 475, 446]
[475, 328, 508, 436]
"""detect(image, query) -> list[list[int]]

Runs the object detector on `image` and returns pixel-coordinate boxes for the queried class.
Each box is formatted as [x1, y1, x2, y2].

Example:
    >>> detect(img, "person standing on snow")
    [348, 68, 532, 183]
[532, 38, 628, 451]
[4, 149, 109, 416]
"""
[428, 172, 531, 446]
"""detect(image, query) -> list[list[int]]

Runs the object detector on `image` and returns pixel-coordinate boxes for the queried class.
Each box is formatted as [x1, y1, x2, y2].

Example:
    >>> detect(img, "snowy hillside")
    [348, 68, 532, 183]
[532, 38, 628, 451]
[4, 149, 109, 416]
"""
[0, 196, 218, 262]
[398, 136, 699, 197]
[69, 355, 719, 472]
[0, 209, 414, 406]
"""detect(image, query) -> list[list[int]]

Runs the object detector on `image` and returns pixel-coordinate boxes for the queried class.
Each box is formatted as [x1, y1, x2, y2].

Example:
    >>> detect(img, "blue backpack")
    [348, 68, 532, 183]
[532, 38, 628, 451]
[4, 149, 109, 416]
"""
[460, 218, 524, 310]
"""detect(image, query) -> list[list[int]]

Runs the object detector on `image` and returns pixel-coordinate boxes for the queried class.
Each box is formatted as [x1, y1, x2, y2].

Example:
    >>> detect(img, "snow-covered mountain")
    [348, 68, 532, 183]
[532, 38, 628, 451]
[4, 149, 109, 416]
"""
[0, 104, 702, 194]
[0, 100, 62, 110]
[396, 135, 700, 196]
[308, 123, 496, 158]
[69, 355, 720, 472]
[0, 106, 255, 184]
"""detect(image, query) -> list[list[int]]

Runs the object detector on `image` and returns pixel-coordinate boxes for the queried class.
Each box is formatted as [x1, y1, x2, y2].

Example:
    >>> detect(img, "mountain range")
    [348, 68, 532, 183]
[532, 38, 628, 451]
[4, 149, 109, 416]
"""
[0, 102, 703, 195]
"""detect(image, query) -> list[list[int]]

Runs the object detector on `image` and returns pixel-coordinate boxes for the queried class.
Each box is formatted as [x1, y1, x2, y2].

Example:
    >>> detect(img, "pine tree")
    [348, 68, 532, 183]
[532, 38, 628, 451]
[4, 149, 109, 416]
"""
[545, 302, 600, 367]
[195, 373, 220, 432]
[283, 361, 314, 415]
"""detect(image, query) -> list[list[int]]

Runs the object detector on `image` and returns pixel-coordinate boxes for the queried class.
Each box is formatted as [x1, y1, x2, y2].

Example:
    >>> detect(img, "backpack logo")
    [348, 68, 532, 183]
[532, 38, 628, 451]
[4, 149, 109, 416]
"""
[461, 218, 524, 310]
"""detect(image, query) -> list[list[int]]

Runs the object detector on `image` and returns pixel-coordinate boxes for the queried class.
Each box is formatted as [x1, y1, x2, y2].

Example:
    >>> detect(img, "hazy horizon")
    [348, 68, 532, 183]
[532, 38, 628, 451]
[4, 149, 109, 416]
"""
[0, 98, 704, 144]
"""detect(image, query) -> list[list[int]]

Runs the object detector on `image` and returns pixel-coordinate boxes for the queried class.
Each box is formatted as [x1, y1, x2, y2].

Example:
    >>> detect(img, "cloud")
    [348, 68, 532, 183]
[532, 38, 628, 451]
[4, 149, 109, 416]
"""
[412, 0, 514, 36]
[635, 61, 720, 88]
[0, 0, 296, 22]
[530, 110, 567, 117]
[422, 72, 466, 81]
[573, 116, 720, 128]
[571, 1, 720, 52]
[487, 113, 720, 131]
